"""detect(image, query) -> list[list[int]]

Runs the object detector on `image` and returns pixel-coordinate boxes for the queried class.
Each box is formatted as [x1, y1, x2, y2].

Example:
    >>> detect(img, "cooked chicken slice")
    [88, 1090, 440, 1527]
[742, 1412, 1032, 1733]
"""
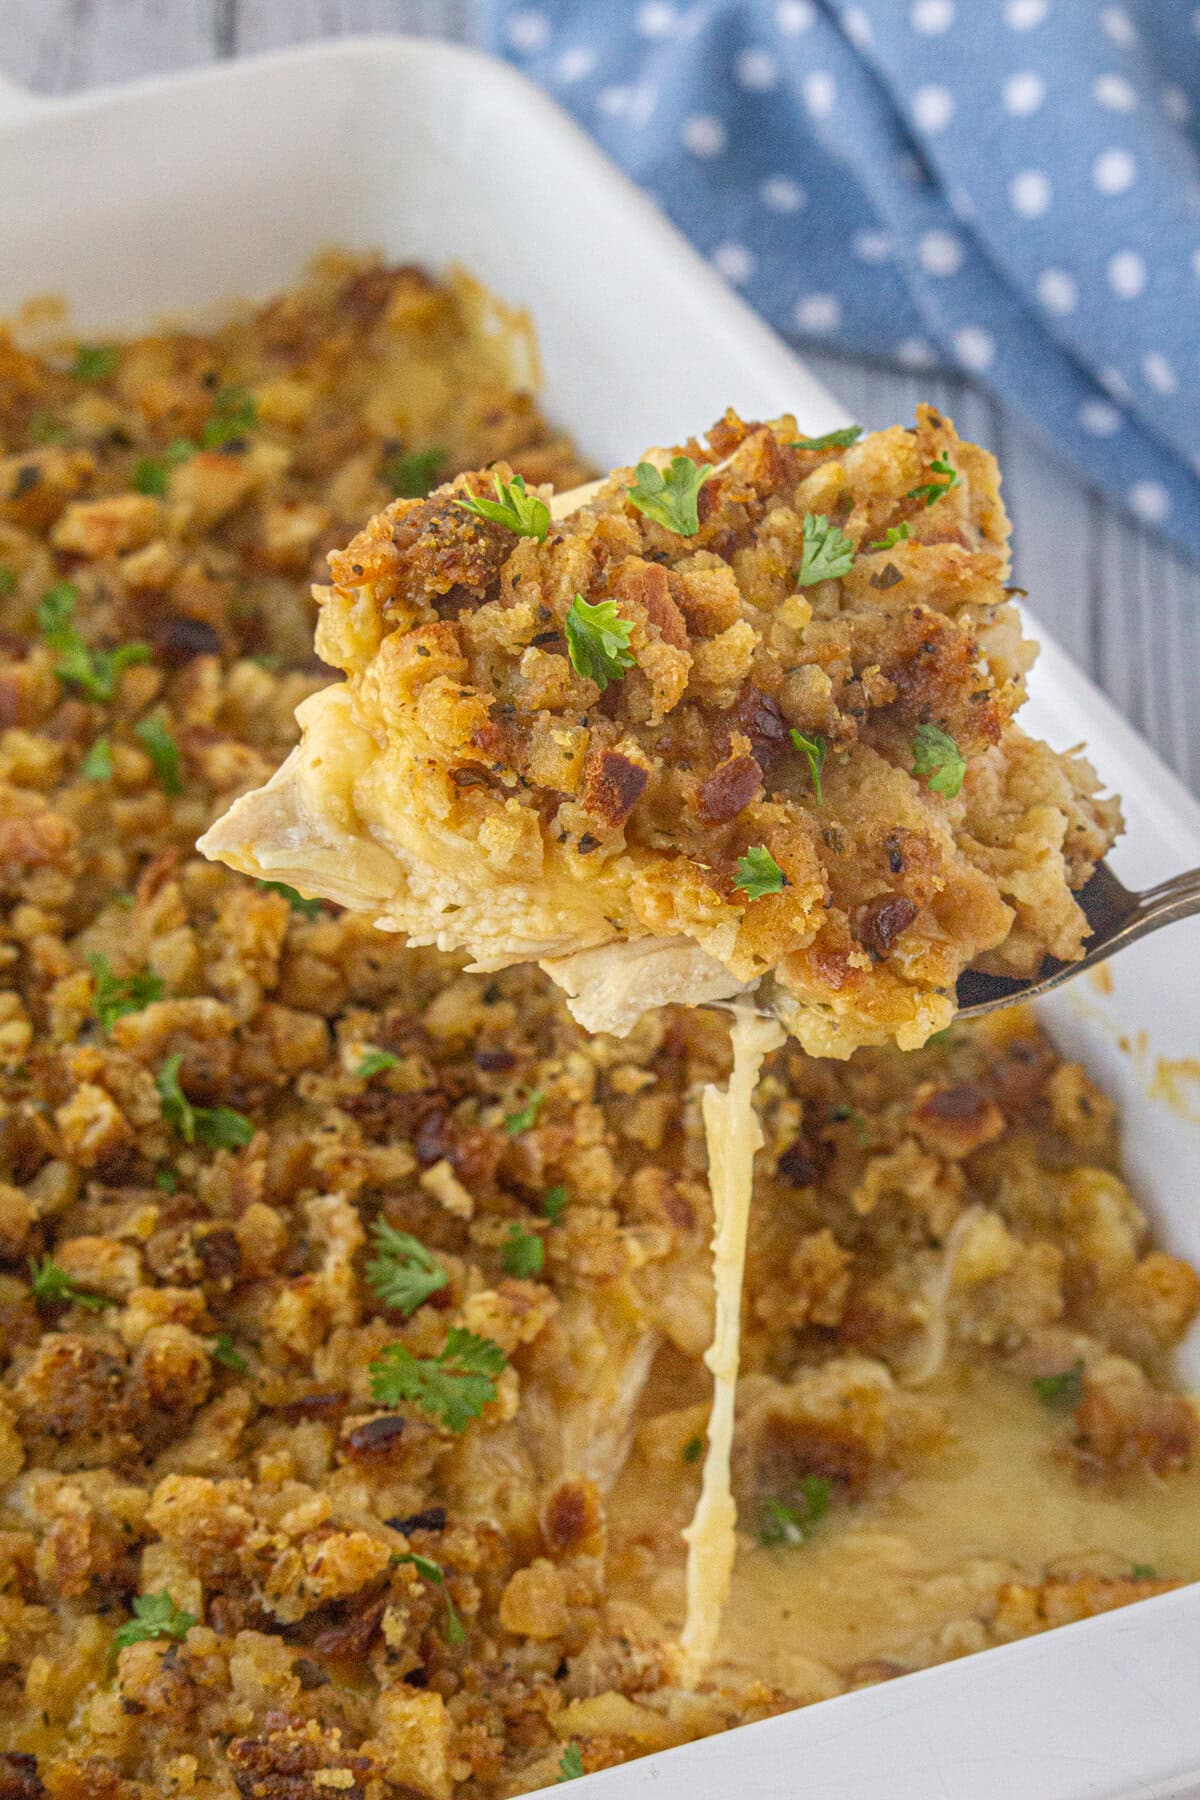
[200, 407, 1120, 1055]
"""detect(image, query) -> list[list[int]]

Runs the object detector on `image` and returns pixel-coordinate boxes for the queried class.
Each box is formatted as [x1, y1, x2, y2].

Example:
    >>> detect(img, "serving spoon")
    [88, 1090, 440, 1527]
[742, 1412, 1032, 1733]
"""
[952, 860, 1200, 1020]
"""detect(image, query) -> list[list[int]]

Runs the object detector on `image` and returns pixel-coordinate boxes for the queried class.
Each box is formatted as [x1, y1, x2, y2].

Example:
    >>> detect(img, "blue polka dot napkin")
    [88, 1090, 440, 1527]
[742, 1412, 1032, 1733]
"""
[481, 1, 1200, 563]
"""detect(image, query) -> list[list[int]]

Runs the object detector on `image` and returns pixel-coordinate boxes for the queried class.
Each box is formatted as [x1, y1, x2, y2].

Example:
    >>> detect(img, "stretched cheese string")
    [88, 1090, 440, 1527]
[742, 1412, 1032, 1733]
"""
[678, 1003, 785, 1684]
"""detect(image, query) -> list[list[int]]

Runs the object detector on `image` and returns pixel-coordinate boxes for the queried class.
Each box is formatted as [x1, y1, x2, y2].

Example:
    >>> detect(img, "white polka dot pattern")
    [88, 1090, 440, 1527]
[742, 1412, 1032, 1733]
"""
[483, 0, 1200, 558]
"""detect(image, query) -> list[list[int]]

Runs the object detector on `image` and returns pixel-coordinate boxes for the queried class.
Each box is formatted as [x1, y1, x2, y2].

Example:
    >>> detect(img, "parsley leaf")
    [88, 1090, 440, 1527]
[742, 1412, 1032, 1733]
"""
[796, 512, 856, 587]
[201, 387, 257, 450]
[367, 1221, 448, 1318]
[541, 1184, 569, 1223]
[80, 738, 112, 782]
[790, 425, 862, 451]
[830, 1103, 868, 1146]
[38, 583, 152, 702]
[134, 715, 182, 796]
[912, 723, 966, 798]
[155, 1053, 254, 1150]
[369, 1327, 507, 1432]
[256, 880, 321, 921]
[113, 1591, 195, 1652]
[682, 1435, 703, 1465]
[456, 472, 549, 541]
[789, 727, 826, 803]
[759, 1501, 805, 1547]
[29, 411, 68, 443]
[504, 1091, 543, 1136]
[557, 1744, 585, 1783]
[210, 1332, 248, 1373]
[907, 454, 959, 508]
[393, 1551, 465, 1645]
[382, 446, 446, 499]
[87, 952, 163, 1034]
[156, 1167, 179, 1193]
[1033, 1359, 1085, 1411]
[758, 1476, 831, 1547]
[502, 1224, 545, 1278]
[357, 1050, 399, 1079]
[0, 566, 16, 595]
[72, 343, 119, 381]
[564, 594, 636, 691]
[733, 846, 786, 901]
[626, 456, 712, 536]
[29, 1254, 116, 1312]
[1130, 1563, 1157, 1580]
[865, 522, 912, 552]
[131, 438, 194, 496]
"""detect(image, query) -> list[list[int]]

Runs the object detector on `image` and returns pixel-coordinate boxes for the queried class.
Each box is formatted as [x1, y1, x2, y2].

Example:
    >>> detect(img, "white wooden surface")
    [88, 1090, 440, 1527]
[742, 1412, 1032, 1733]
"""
[4, 0, 1199, 793]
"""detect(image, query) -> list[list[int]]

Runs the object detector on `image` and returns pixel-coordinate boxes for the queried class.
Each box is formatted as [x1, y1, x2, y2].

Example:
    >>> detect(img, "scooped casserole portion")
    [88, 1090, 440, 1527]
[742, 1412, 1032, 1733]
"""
[201, 409, 1120, 1054]
[0, 260, 1195, 1800]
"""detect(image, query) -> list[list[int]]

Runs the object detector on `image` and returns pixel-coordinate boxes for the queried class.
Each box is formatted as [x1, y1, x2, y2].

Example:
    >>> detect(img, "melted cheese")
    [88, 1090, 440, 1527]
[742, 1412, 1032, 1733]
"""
[678, 1004, 785, 1685]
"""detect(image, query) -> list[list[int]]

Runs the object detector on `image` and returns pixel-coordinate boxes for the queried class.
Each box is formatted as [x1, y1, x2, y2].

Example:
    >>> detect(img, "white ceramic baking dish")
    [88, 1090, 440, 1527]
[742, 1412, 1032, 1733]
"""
[1, 36, 1198, 1798]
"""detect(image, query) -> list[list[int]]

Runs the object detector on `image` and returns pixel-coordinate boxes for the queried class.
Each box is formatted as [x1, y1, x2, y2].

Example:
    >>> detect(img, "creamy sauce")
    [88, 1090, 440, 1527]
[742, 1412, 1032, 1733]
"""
[612, 1365, 1200, 1692]
[678, 1005, 784, 1684]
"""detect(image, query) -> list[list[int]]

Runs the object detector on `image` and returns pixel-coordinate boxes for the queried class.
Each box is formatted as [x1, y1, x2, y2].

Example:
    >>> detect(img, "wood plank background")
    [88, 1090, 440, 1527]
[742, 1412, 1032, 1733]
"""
[3, 0, 1199, 792]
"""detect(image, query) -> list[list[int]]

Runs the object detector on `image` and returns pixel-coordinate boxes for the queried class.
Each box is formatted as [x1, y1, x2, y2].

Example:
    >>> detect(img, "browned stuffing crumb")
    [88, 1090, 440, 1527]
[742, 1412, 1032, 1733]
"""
[0, 258, 1192, 1797]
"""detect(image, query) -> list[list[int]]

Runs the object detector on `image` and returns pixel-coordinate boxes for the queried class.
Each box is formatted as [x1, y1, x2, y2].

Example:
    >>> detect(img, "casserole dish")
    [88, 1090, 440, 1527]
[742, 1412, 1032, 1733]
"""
[0, 36, 1198, 1797]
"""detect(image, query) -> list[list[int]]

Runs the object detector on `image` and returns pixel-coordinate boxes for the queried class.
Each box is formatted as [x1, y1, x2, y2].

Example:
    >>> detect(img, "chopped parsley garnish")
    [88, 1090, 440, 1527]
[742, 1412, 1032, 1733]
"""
[369, 1327, 507, 1432]
[394, 1551, 465, 1645]
[504, 1091, 544, 1136]
[256, 880, 321, 921]
[626, 456, 712, 536]
[201, 386, 257, 450]
[366, 1221, 448, 1317]
[789, 727, 826, 803]
[71, 343, 119, 381]
[1033, 1359, 1085, 1411]
[830, 1103, 868, 1146]
[456, 472, 549, 541]
[29, 1254, 116, 1312]
[134, 715, 183, 796]
[80, 738, 112, 781]
[1130, 1563, 1157, 1580]
[557, 1744, 585, 1784]
[381, 446, 446, 498]
[87, 952, 163, 1035]
[682, 1435, 703, 1465]
[912, 723, 966, 798]
[38, 583, 152, 702]
[907, 454, 959, 508]
[502, 1224, 545, 1278]
[131, 438, 194, 496]
[155, 1053, 254, 1151]
[156, 1167, 179, 1193]
[790, 425, 862, 451]
[113, 1591, 195, 1652]
[356, 1050, 399, 1079]
[796, 512, 856, 587]
[865, 522, 912, 552]
[210, 1333, 248, 1373]
[541, 1184, 569, 1223]
[564, 594, 636, 691]
[29, 411, 68, 443]
[733, 845, 786, 900]
[0, 566, 15, 595]
[758, 1476, 831, 1547]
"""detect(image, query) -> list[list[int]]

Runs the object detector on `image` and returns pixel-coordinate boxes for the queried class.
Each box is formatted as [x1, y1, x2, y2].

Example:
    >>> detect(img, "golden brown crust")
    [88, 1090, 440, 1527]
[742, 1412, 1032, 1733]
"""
[228, 402, 1121, 1054]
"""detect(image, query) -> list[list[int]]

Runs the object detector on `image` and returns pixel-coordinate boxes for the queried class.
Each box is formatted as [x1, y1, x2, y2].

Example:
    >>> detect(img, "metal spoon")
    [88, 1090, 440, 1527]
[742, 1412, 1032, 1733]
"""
[953, 860, 1200, 1019]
